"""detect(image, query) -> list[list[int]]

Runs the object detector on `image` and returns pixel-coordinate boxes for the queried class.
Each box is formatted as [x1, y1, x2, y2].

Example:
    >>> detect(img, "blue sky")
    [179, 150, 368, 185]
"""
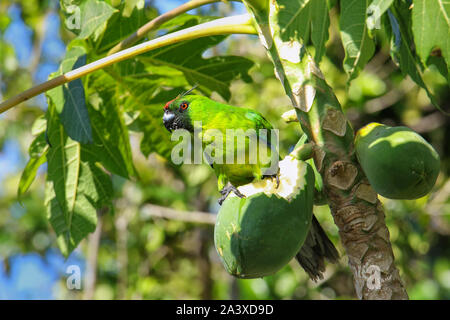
[0, 250, 85, 299]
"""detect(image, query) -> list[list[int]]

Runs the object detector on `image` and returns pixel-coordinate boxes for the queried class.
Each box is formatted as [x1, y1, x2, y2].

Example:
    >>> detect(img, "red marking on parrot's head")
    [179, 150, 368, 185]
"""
[164, 98, 175, 110]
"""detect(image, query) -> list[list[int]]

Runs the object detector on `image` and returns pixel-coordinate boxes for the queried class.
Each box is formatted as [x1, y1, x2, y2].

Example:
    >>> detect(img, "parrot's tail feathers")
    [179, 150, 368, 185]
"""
[295, 215, 339, 282]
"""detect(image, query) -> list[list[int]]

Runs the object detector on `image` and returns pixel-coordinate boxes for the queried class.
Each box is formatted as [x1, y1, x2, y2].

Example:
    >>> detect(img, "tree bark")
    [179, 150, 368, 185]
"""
[292, 62, 409, 300]
[319, 144, 408, 299]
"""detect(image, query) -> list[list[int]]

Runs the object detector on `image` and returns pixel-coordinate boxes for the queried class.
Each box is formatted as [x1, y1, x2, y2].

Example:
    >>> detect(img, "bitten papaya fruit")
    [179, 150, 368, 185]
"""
[214, 151, 315, 279]
[355, 122, 440, 199]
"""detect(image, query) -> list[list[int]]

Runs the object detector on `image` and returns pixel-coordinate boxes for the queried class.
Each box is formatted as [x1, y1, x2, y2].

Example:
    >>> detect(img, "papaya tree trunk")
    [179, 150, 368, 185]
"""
[243, 0, 408, 299]
[297, 71, 408, 300]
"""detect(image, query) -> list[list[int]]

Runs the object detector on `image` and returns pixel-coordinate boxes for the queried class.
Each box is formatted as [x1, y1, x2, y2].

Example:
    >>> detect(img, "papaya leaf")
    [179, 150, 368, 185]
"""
[427, 55, 449, 82]
[77, 160, 113, 208]
[388, 7, 441, 110]
[76, 0, 117, 40]
[139, 35, 254, 101]
[29, 131, 48, 158]
[46, 106, 82, 218]
[47, 46, 93, 144]
[106, 69, 179, 159]
[412, 0, 450, 76]
[18, 142, 48, 199]
[276, 0, 330, 63]
[18, 117, 49, 199]
[95, 0, 148, 53]
[45, 101, 112, 257]
[45, 181, 97, 258]
[158, 14, 217, 32]
[31, 114, 47, 136]
[339, 0, 375, 82]
[132, 14, 253, 101]
[366, 0, 394, 31]
[309, 0, 330, 63]
[84, 71, 136, 178]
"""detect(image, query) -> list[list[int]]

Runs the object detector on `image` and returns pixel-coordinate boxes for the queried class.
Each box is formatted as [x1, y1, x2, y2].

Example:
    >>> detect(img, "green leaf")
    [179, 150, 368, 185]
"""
[45, 101, 113, 257]
[76, 0, 117, 39]
[77, 160, 113, 208]
[31, 114, 47, 136]
[18, 127, 49, 199]
[84, 71, 136, 178]
[47, 46, 93, 144]
[340, 0, 375, 82]
[367, 0, 394, 31]
[29, 131, 48, 158]
[276, 0, 311, 41]
[139, 35, 254, 101]
[276, 0, 330, 62]
[46, 107, 82, 216]
[310, 0, 330, 62]
[95, 0, 148, 53]
[135, 15, 253, 101]
[388, 7, 441, 110]
[427, 55, 449, 82]
[412, 0, 450, 73]
[107, 69, 179, 159]
[18, 148, 48, 199]
[45, 182, 97, 258]
[159, 13, 216, 32]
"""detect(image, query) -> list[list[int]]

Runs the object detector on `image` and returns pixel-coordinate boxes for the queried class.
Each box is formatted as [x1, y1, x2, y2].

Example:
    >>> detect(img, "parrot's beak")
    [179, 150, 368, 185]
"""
[163, 110, 175, 132]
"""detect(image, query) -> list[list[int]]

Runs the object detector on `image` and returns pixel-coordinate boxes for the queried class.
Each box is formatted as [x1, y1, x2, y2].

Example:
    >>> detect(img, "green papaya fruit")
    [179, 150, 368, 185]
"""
[355, 122, 440, 200]
[214, 152, 315, 279]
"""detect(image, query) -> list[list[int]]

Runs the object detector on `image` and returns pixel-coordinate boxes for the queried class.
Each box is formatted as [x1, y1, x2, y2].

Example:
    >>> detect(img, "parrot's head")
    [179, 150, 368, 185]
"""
[163, 85, 206, 132]
[163, 95, 197, 132]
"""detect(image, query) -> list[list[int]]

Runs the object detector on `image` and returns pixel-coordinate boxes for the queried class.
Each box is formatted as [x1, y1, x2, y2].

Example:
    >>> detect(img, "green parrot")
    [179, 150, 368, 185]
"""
[162, 89, 339, 280]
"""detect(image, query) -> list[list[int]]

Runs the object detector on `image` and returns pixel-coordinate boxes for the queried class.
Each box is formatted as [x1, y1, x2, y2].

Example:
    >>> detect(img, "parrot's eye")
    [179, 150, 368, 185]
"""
[179, 102, 189, 111]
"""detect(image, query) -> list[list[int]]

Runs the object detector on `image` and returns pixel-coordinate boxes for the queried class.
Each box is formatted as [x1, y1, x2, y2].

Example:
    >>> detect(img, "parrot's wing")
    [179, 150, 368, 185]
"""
[244, 110, 274, 148]
[203, 149, 214, 168]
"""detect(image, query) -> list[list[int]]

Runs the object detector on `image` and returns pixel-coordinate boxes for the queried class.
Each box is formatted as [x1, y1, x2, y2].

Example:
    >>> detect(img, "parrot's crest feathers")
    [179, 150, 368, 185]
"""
[164, 84, 198, 110]
[179, 83, 198, 99]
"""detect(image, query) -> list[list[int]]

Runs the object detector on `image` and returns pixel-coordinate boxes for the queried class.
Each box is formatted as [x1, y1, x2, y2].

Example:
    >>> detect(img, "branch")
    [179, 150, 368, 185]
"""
[107, 0, 235, 55]
[114, 205, 134, 299]
[83, 211, 104, 300]
[0, 14, 256, 114]
[140, 204, 216, 225]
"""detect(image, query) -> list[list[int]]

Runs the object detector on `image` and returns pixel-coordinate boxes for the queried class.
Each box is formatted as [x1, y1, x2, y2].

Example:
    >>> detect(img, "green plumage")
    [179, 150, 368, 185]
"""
[164, 95, 278, 191]
[163, 93, 340, 280]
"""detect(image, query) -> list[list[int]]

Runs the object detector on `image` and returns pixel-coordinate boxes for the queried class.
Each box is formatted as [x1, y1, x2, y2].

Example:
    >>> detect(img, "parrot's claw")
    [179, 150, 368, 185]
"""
[263, 172, 280, 189]
[218, 184, 245, 205]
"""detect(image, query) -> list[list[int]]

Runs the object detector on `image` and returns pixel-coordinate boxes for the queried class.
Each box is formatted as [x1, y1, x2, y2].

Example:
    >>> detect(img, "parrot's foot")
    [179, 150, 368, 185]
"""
[218, 184, 245, 205]
[263, 172, 280, 189]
